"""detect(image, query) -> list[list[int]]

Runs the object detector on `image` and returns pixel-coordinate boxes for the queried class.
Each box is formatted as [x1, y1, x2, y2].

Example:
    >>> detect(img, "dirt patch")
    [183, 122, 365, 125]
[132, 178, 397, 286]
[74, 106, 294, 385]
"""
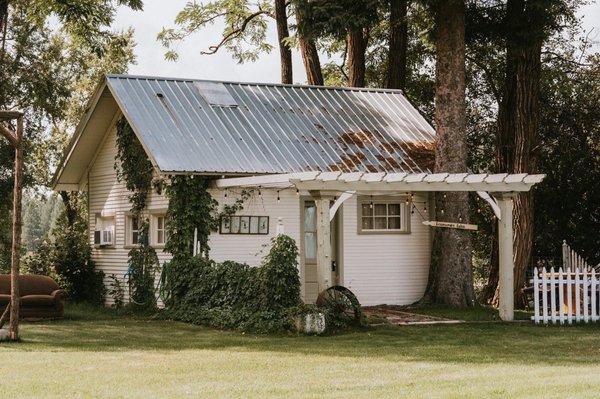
[364, 305, 462, 326]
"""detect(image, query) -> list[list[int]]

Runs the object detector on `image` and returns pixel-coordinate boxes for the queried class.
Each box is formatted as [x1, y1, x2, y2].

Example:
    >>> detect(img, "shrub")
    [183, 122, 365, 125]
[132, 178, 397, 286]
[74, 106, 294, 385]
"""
[162, 235, 301, 333]
[107, 274, 125, 310]
[23, 198, 106, 305]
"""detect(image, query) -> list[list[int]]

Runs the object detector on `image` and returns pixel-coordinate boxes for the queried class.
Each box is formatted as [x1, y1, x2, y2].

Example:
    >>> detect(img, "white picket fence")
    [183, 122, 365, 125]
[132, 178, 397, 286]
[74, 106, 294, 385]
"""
[531, 266, 599, 324]
[531, 242, 599, 324]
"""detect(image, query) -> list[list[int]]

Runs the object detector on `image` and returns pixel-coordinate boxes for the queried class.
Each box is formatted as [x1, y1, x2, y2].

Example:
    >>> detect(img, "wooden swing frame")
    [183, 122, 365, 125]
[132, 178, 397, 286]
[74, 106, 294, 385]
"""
[0, 110, 24, 341]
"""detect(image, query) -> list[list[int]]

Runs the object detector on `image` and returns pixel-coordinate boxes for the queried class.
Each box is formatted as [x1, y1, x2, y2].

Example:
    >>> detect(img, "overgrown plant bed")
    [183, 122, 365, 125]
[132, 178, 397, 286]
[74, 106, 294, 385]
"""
[160, 235, 302, 334]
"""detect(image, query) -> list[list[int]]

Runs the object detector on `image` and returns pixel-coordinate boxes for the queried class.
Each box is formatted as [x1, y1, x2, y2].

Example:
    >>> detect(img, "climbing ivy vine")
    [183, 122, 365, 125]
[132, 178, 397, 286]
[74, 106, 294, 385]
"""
[114, 117, 159, 310]
[115, 117, 155, 214]
[164, 175, 252, 260]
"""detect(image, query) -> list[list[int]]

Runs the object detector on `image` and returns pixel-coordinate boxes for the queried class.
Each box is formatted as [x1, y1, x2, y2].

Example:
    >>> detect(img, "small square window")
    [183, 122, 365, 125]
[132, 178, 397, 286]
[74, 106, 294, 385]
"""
[358, 197, 409, 234]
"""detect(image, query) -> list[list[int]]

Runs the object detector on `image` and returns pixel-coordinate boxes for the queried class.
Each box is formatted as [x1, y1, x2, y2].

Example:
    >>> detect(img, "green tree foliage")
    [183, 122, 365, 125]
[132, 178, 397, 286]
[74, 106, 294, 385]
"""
[19, 194, 105, 303]
[158, 0, 273, 63]
[22, 192, 63, 252]
[534, 49, 600, 266]
[0, 0, 138, 270]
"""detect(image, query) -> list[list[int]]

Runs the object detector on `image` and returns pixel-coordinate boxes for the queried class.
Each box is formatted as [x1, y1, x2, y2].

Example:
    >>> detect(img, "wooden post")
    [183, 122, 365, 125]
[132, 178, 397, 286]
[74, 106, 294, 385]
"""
[562, 240, 570, 270]
[496, 194, 514, 321]
[312, 192, 332, 294]
[0, 112, 23, 341]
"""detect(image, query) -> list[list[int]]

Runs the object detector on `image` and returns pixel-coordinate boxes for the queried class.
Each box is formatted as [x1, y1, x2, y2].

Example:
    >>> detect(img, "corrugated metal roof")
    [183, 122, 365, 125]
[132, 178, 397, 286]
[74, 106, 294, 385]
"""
[106, 74, 436, 175]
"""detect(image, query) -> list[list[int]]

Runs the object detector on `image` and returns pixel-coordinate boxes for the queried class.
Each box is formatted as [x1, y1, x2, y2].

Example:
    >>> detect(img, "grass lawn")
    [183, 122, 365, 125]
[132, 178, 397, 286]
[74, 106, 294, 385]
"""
[2, 305, 600, 398]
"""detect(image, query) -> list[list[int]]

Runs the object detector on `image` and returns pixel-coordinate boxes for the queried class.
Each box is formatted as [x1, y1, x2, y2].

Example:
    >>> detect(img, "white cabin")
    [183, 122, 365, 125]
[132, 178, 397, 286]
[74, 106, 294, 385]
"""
[53, 75, 544, 314]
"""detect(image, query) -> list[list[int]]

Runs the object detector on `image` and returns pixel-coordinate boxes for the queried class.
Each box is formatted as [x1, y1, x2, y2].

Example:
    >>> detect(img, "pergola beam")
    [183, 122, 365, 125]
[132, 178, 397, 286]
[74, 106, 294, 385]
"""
[212, 172, 545, 193]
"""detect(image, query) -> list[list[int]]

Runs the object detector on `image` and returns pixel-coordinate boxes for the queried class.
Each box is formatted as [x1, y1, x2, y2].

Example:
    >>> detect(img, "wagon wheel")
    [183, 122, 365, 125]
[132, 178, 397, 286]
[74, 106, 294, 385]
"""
[316, 286, 362, 323]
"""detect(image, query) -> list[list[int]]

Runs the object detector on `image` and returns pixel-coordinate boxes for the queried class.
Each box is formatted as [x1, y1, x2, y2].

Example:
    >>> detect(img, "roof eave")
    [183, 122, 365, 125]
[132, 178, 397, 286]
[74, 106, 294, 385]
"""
[51, 78, 109, 190]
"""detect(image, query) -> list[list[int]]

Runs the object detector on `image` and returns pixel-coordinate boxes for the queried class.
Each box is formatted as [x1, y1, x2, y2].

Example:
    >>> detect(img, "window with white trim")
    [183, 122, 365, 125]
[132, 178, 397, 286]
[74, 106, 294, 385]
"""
[154, 215, 167, 246]
[358, 197, 409, 233]
[126, 215, 141, 246]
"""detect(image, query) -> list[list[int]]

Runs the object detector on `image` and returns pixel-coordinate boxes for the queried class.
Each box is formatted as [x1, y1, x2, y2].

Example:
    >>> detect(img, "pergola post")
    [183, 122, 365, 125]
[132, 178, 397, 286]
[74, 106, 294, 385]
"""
[312, 192, 332, 293]
[497, 194, 515, 321]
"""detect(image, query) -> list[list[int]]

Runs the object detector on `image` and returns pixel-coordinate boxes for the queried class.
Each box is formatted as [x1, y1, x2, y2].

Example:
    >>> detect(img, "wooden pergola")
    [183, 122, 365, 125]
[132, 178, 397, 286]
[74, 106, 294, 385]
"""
[213, 171, 545, 321]
[0, 110, 24, 341]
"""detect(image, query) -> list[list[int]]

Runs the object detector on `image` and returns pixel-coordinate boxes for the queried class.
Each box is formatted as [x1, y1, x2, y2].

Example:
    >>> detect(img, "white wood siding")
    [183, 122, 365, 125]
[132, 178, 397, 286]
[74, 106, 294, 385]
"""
[340, 194, 431, 306]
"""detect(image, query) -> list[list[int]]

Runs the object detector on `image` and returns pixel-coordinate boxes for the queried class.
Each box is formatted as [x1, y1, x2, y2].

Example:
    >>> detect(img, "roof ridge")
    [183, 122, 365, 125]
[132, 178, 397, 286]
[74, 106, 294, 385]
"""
[105, 74, 405, 94]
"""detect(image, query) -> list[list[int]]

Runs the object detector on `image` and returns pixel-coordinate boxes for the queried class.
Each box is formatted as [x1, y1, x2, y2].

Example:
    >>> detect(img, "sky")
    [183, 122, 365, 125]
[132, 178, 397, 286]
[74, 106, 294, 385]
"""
[113, 1, 600, 84]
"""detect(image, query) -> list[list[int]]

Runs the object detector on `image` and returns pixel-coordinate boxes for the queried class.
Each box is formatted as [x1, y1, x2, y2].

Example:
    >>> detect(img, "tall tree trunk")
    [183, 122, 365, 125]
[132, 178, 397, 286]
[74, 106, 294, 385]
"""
[386, 0, 408, 90]
[423, 0, 474, 307]
[483, 0, 543, 308]
[296, 5, 323, 86]
[347, 26, 367, 87]
[274, 0, 293, 84]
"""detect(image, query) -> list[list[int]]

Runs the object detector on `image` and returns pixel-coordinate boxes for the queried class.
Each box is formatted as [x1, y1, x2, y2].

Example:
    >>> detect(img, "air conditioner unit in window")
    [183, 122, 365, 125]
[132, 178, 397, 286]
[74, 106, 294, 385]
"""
[94, 227, 114, 246]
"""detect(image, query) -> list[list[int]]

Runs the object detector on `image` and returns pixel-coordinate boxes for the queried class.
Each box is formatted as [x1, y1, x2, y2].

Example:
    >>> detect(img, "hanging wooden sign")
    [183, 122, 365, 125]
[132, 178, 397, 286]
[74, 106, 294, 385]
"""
[422, 221, 478, 231]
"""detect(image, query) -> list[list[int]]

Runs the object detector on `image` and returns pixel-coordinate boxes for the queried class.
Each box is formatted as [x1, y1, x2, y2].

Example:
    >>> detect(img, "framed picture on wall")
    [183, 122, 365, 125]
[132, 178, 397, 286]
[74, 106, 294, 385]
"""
[220, 216, 269, 235]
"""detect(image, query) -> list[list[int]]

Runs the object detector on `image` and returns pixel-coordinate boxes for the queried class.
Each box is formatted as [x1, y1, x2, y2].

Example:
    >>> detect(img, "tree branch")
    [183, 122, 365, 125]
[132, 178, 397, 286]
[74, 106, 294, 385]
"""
[201, 10, 267, 55]
[466, 54, 501, 104]
[0, 122, 17, 147]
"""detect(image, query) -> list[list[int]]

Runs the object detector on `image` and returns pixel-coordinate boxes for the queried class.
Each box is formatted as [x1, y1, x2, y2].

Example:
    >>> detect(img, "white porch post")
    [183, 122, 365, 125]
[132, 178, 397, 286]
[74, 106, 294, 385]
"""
[312, 192, 332, 293]
[497, 194, 515, 321]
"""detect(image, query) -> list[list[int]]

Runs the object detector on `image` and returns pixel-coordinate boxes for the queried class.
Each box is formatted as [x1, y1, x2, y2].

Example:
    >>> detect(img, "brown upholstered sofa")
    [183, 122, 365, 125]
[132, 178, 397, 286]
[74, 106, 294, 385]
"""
[0, 275, 65, 319]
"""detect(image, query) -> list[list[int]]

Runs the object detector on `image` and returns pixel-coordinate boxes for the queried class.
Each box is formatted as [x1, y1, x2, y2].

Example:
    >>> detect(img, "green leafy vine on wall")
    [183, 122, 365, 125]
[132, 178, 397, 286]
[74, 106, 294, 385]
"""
[115, 117, 155, 214]
[164, 175, 252, 260]
[114, 116, 160, 310]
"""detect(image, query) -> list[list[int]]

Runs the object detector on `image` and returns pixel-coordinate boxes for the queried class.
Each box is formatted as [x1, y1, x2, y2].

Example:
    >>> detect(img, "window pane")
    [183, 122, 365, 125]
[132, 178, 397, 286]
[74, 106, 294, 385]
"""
[304, 232, 316, 259]
[374, 217, 387, 229]
[388, 203, 401, 216]
[258, 217, 269, 234]
[362, 203, 373, 216]
[131, 217, 138, 231]
[304, 204, 316, 232]
[374, 203, 387, 216]
[221, 217, 230, 233]
[361, 217, 373, 230]
[157, 216, 164, 229]
[388, 217, 401, 229]
[157, 230, 164, 244]
[249, 216, 259, 234]
[132, 231, 139, 245]
[230, 217, 240, 233]
[240, 216, 250, 233]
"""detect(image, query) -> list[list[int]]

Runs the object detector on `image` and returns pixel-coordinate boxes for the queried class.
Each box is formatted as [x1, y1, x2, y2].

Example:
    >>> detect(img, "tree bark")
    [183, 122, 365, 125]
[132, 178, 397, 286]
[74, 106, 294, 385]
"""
[296, 5, 323, 86]
[423, 0, 474, 307]
[274, 0, 293, 84]
[386, 0, 408, 90]
[347, 26, 367, 87]
[483, 0, 543, 308]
